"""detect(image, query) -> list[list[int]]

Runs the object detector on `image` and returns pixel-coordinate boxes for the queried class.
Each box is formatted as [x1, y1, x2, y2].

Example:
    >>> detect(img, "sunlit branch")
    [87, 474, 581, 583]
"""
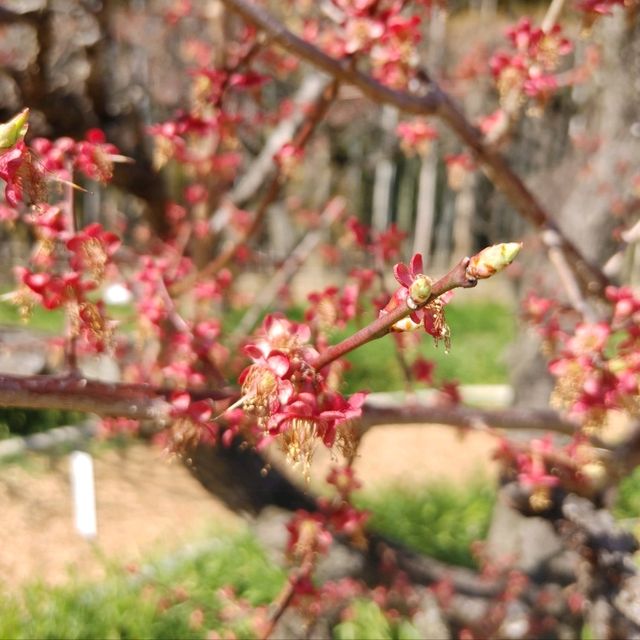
[220, 0, 611, 300]
[313, 257, 477, 370]
[361, 401, 579, 436]
[0, 374, 237, 421]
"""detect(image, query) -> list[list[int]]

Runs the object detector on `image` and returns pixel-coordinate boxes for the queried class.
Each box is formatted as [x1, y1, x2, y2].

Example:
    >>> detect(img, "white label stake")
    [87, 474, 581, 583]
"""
[70, 450, 98, 539]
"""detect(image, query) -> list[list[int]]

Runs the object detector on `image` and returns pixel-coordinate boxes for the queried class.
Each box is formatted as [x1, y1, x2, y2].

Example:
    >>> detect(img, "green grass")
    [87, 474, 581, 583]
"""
[614, 466, 640, 520]
[334, 600, 422, 640]
[356, 481, 495, 569]
[0, 299, 65, 333]
[0, 407, 85, 439]
[0, 533, 286, 640]
[338, 301, 516, 394]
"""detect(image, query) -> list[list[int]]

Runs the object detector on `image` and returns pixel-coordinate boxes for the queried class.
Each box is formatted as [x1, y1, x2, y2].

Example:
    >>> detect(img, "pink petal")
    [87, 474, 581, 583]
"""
[171, 392, 191, 412]
[267, 352, 290, 377]
[278, 380, 294, 405]
[393, 262, 412, 287]
[409, 252, 423, 276]
[243, 344, 264, 361]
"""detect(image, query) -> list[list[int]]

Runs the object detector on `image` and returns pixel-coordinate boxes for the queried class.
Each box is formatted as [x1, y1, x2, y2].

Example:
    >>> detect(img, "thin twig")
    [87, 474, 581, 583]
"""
[543, 229, 598, 321]
[313, 257, 477, 370]
[541, 0, 567, 32]
[260, 552, 315, 640]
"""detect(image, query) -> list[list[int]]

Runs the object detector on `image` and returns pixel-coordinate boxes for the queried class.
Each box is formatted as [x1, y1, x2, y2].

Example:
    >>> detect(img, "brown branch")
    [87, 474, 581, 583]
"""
[220, 0, 611, 299]
[221, 0, 442, 115]
[313, 257, 477, 370]
[434, 95, 610, 298]
[261, 551, 315, 640]
[0, 374, 236, 421]
[361, 399, 579, 436]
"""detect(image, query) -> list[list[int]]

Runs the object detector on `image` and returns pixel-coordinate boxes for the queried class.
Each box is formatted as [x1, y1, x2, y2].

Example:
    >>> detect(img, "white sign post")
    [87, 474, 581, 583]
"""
[70, 450, 98, 539]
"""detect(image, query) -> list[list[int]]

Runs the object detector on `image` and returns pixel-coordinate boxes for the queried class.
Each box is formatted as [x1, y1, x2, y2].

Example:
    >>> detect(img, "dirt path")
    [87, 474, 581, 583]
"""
[0, 444, 241, 587]
[0, 425, 497, 587]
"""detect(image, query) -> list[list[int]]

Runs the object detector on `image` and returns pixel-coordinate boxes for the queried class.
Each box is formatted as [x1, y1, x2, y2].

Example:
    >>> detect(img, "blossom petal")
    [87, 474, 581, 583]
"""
[409, 252, 423, 276]
[267, 352, 290, 377]
[393, 262, 412, 287]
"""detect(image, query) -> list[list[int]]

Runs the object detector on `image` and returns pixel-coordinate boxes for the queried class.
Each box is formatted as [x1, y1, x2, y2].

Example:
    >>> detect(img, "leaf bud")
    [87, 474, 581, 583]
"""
[0, 109, 29, 149]
[467, 242, 522, 279]
[408, 275, 432, 305]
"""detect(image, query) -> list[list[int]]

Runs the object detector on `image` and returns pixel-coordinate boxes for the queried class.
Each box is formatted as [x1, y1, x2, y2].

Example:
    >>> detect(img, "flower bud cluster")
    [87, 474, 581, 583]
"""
[381, 252, 452, 349]
[489, 18, 573, 113]
[239, 315, 366, 474]
[303, 0, 424, 90]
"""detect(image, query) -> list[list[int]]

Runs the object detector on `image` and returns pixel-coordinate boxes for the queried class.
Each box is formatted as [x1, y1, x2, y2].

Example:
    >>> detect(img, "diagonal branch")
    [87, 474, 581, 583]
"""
[219, 0, 442, 115]
[220, 0, 611, 299]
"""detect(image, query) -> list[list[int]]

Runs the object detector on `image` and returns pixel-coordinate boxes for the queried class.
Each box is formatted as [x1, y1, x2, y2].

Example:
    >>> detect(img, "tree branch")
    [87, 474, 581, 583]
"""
[221, 0, 442, 115]
[220, 0, 611, 299]
[313, 257, 477, 370]
[0, 374, 236, 421]
[361, 399, 579, 436]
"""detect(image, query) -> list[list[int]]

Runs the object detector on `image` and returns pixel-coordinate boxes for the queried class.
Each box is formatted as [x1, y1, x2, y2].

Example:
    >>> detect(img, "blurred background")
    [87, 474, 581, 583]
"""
[0, 0, 639, 637]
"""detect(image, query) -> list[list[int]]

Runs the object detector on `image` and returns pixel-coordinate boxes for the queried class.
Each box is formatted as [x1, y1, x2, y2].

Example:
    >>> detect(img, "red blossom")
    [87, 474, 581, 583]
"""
[412, 357, 435, 385]
[66, 222, 121, 283]
[0, 141, 45, 206]
[397, 119, 438, 155]
[373, 223, 407, 263]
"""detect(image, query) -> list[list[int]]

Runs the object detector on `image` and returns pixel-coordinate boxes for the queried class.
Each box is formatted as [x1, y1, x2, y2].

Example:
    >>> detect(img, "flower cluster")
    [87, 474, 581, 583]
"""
[489, 18, 573, 112]
[31, 129, 120, 183]
[303, 0, 423, 89]
[524, 286, 640, 432]
[239, 315, 366, 474]
[396, 119, 438, 156]
[14, 215, 120, 355]
[305, 284, 358, 331]
[380, 252, 452, 349]
[286, 467, 370, 570]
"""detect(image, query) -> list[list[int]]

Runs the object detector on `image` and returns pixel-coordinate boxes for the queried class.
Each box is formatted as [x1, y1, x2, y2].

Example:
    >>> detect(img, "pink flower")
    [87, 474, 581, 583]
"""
[373, 223, 407, 262]
[66, 222, 121, 283]
[412, 357, 435, 385]
[0, 142, 37, 206]
[396, 120, 438, 155]
[567, 322, 610, 355]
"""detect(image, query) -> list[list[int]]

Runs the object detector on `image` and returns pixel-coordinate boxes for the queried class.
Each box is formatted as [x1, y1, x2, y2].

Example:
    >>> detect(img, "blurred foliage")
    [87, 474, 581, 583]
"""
[334, 600, 422, 640]
[356, 480, 495, 568]
[0, 407, 85, 439]
[0, 533, 285, 640]
[614, 466, 640, 520]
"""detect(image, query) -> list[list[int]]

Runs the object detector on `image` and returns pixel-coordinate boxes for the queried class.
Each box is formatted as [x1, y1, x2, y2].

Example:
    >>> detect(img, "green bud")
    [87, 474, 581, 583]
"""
[467, 242, 522, 279]
[0, 109, 29, 149]
[408, 275, 433, 305]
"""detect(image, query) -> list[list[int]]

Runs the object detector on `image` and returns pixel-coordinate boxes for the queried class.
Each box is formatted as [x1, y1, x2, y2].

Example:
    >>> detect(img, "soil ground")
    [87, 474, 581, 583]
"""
[0, 425, 497, 588]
